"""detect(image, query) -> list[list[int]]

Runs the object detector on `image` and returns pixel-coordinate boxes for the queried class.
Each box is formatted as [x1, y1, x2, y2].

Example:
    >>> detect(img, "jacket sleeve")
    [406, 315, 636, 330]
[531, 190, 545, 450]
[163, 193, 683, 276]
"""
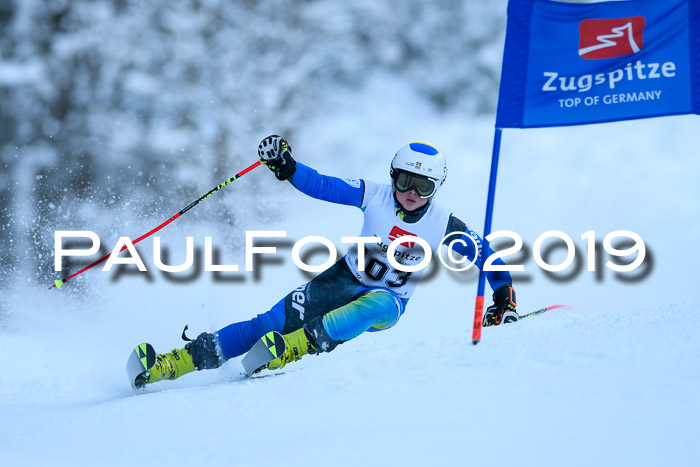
[287, 162, 365, 208]
[442, 214, 512, 292]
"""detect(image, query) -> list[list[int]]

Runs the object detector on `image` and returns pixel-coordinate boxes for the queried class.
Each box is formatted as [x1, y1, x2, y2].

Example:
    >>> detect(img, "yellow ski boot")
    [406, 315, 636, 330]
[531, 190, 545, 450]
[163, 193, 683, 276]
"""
[143, 347, 196, 385]
[267, 328, 317, 370]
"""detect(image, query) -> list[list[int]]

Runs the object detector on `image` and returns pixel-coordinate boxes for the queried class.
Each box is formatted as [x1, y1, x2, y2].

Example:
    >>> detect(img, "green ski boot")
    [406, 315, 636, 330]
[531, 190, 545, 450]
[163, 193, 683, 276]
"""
[267, 327, 317, 370]
[139, 347, 196, 386]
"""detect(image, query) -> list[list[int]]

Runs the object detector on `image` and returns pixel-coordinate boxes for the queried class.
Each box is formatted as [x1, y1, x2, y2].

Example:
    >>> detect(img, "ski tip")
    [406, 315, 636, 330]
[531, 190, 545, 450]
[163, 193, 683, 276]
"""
[127, 343, 157, 391]
[136, 343, 157, 369]
[546, 304, 572, 311]
[54, 279, 64, 289]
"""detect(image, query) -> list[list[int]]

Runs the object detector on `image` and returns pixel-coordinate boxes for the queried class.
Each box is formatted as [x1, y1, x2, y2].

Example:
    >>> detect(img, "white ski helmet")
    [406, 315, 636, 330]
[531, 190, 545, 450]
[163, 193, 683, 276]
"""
[390, 142, 447, 198]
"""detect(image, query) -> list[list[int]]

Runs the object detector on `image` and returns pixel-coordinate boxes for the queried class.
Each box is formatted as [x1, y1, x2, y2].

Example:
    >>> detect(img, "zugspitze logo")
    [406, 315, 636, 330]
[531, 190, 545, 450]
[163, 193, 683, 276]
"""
[388, 226, 417, 248]
[579, 17, 646, 60]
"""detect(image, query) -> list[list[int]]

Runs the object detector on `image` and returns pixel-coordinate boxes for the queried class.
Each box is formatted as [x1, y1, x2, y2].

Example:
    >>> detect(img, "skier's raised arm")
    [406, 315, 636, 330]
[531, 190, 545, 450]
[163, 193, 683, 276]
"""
[257, 134, 365, 208]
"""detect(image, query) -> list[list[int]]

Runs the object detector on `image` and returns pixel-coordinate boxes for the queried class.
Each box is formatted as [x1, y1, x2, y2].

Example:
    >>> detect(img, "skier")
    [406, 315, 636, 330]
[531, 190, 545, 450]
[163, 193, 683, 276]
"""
[137, 136, 517, 387]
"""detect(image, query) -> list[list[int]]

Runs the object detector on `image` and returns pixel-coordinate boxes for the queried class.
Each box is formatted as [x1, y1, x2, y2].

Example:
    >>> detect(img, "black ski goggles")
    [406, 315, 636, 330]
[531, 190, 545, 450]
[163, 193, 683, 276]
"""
[393, 170, 437, 198]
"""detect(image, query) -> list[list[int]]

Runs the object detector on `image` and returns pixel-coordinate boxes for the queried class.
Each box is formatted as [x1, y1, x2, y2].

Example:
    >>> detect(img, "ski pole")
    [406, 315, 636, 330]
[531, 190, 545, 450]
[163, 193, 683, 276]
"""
[51, 160, 264, 289]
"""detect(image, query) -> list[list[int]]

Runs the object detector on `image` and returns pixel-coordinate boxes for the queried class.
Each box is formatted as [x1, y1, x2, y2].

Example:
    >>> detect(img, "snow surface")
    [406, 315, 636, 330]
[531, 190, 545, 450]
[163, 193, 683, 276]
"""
[2, 56, 700, 467]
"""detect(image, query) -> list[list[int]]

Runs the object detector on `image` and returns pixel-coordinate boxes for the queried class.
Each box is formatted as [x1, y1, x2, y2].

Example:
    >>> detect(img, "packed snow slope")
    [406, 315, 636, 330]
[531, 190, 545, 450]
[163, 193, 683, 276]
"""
[2, 298, 699, 467]
[2, 78, 700, 467]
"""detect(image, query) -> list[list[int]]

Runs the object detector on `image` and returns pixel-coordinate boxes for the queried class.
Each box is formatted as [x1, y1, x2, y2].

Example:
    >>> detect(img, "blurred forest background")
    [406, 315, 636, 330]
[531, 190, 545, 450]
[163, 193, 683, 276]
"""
[0, 0, 507, 292]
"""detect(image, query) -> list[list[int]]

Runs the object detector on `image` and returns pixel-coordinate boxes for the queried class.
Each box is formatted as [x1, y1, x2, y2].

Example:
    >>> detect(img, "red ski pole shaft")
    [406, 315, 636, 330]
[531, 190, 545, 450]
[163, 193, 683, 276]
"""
[51, 160, 264, 289]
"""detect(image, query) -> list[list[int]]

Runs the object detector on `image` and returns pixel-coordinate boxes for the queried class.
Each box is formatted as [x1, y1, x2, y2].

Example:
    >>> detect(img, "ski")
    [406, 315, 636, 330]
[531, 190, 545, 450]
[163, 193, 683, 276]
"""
[126, 343, 156, 390]
[241, 331, 287, 377]
[518, 304, 571, 320]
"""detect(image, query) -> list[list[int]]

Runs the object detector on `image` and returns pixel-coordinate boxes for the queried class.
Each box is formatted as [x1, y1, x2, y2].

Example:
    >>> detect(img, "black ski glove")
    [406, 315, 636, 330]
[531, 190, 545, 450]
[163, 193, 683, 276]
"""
[483, 284, 518, 326]
[257, 135, 297, 181]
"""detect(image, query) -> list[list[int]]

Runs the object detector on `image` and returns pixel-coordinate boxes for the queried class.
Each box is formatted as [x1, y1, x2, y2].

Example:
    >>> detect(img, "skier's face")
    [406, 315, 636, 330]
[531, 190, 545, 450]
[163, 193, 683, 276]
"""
[395, 188, 429, 211]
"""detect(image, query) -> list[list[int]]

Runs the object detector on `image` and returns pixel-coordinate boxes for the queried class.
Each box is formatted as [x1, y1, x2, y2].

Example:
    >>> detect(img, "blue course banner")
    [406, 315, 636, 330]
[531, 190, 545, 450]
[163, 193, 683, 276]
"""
[496, 0, 700, 128]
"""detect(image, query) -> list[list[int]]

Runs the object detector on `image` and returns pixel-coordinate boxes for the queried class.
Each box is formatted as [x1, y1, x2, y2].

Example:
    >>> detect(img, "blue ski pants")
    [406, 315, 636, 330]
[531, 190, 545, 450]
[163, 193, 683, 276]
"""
[215, 260, 404, 360]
